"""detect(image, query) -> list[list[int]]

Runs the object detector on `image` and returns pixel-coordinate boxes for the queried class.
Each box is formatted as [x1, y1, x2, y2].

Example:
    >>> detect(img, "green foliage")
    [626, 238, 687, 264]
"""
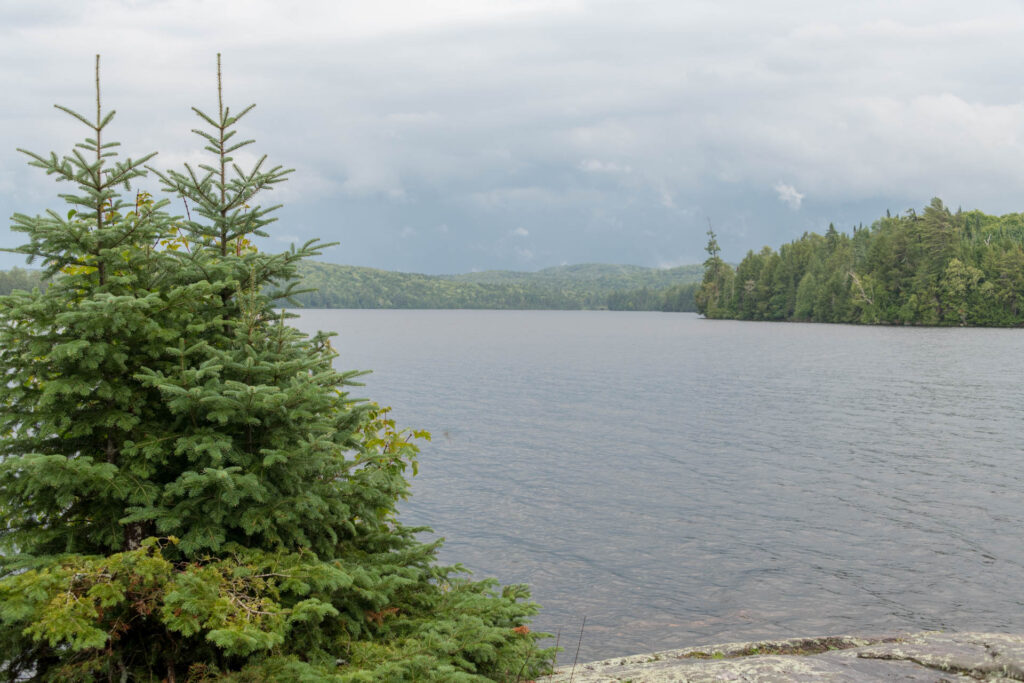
[0, 267, 44, 295]
[0, 56, 552, 682]
[695, 198, 1024, 326]
[606, 283, 697, 312]
[292, 261, 703, 310]
[0, 258, 701, 315]
[695, 228, 735, 318]
[449, 262, 703, 290]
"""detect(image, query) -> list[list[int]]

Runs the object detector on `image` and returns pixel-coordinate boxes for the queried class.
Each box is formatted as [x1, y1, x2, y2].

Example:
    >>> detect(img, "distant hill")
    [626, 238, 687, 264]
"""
[291, 261, 702, 310]
[0, 262, 702, 312]
[449, 262, 703, 287]
[0, 268, 45, 295]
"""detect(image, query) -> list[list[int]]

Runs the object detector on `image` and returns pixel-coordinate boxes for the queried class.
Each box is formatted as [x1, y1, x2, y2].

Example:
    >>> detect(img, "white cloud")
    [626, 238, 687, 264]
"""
[8, 0, 1024, 272]
[774, 182, 805, 210]
[511, 227, 529, 237]
[658, 184, 676, 209]
[466, 186, 600, 210]
[385, 111, 442, 125]
[579, 159, 632, 173]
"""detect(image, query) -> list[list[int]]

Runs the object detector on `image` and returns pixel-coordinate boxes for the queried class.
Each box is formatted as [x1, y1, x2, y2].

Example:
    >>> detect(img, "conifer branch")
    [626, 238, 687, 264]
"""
[94, 55, 106, 284]
[51, 104, 95, 129]
[95, 54, 101, 131]
[218, 53, 226, 209]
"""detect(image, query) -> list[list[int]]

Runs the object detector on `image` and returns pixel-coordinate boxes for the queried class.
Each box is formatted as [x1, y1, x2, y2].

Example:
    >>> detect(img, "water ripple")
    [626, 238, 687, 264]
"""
[294, 310, 1024, 662]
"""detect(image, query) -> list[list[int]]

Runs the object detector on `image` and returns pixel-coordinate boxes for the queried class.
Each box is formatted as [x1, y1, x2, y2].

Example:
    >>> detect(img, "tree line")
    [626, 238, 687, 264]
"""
[697, 198, 1024, 326]
[0, 262, 701, 312]
[606, 282, 697, 311]
[0, 267, 43, 295]
[290, 261, 701, 310]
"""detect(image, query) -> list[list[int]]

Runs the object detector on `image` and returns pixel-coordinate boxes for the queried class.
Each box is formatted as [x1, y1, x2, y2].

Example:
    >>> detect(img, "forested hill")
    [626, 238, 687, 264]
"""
[292, 261, 701, 310]
[0, 262, 701, 311]
[0, 268, 44, 295]
[696, 198, 1024, 326]
[448, 262, 702, 287]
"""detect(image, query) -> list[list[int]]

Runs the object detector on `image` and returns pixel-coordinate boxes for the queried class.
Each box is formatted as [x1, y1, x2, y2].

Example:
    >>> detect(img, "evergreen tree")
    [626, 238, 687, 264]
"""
[695, 227, 734, 318]
[698, 199, 1024, 327]
[0, 56, 551, 682]
[793, 272, 817, 320]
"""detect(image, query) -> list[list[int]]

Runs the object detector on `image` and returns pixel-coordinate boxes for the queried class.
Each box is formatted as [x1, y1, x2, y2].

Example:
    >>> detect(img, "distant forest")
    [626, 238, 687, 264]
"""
[291, 261, 700, 311]
[0, 262, 700, 312]
[697, 198, 1024, 326]
[0, 268, 44, 296]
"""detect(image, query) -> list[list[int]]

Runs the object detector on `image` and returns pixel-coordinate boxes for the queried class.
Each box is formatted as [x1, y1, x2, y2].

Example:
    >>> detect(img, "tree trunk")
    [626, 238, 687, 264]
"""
[123, 521, 153, 551]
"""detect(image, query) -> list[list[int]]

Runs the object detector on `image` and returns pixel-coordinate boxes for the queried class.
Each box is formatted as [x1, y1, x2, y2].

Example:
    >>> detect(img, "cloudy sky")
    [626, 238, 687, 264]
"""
[4, 1, 1024, 273]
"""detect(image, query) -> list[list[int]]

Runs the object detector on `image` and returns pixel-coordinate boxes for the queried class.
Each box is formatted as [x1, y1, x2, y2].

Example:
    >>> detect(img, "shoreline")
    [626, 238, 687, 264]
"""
[540, 631, 1024, 681]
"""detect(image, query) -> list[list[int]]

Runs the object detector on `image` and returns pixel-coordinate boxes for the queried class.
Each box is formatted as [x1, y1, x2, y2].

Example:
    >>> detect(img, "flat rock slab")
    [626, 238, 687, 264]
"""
[541, 632, 1024, 682]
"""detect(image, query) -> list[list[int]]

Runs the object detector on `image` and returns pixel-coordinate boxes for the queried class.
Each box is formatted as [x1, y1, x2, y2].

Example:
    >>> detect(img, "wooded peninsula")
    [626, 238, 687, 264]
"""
[697, 199, 1024, 326]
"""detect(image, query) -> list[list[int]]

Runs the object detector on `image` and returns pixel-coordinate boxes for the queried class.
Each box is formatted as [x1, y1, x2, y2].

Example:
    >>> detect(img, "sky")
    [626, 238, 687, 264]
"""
[4, 1, 1024, 273]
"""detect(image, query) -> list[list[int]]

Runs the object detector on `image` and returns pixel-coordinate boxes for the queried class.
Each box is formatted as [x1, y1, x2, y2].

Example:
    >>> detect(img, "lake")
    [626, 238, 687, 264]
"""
[292, 310, 1024, 663]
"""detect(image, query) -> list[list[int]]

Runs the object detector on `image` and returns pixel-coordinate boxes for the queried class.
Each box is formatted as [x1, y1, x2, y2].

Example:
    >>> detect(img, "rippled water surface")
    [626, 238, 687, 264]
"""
[293, 310, 1024, 662]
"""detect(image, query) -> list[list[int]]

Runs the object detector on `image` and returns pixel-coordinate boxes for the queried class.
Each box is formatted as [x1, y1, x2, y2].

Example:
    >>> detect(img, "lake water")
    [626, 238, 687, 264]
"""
[292, 310, 1024, 663]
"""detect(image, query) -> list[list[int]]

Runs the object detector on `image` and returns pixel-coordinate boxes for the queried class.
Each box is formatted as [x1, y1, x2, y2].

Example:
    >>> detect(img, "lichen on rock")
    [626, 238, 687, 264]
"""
[542, 631, 1024, 682]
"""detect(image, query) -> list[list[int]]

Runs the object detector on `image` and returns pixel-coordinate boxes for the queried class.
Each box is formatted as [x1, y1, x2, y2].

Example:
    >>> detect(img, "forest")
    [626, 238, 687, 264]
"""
[280, 261, 700, 310]
[606, 282, 697, 312]
[0, 262, 700, 311]
[696, 198, 1024, 326]
[0, 267, 43, 295]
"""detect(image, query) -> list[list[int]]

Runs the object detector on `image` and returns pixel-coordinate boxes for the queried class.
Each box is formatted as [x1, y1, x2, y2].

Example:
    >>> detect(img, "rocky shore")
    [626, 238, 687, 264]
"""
[541, 631, 1024, 681]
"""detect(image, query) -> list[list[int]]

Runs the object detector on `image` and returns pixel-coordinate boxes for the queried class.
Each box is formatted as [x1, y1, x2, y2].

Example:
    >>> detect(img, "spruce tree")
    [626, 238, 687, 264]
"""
[695, 227, 733, 318]
[0, 56, 551, 682]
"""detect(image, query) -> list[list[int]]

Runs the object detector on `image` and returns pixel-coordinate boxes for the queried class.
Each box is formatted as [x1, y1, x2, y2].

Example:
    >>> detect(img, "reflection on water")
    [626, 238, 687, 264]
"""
[294, 310, 1024, 662]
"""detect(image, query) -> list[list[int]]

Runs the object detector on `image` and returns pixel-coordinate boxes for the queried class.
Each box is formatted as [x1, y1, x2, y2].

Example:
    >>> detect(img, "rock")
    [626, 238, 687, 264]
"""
[540, 632, 1024, 682]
